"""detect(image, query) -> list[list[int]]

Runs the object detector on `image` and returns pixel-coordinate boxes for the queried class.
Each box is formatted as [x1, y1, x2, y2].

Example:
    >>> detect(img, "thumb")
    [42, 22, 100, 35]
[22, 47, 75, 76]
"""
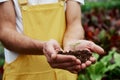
[51, 52, 57, 60]
[90, 43, 105, 55]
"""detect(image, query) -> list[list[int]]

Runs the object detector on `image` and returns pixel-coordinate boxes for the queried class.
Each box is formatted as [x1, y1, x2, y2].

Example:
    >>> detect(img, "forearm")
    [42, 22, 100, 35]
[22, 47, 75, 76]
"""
[63, 1, 84, 48]
[0, 1, 44, 55]
[0, 27, 44, 55]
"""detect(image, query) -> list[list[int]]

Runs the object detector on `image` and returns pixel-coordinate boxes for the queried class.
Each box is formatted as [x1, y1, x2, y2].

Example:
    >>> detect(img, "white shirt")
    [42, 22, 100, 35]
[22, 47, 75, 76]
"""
[0, 0, 84, 63]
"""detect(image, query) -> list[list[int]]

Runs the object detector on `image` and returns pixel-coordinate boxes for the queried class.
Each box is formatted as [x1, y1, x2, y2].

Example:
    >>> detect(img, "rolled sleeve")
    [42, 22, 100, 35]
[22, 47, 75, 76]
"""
[74, 0, 84, 5]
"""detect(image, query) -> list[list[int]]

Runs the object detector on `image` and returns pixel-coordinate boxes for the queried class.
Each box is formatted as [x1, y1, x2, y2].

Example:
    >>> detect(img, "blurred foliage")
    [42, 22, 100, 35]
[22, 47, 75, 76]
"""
[82, 0, 120, 12]
[0, 43, 4, 67]
[78, 49, 120, 80]
[80, 0, 120, 80]
[82, 5, 120, 53]
[0, 43, 4, 80]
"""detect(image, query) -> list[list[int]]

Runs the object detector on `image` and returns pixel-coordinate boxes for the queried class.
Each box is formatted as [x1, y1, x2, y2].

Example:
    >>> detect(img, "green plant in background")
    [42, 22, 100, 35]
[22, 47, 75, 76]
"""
[0, 43, 4, 80]
[78, 49, 120, 80]
[82, 0, 120, 12]
[0, 43, 4, 55]
[83, 3, 120, 53]
[81, 1, 120, 79]
[97, 29, 119, 53]
[0, 43, 4, 67]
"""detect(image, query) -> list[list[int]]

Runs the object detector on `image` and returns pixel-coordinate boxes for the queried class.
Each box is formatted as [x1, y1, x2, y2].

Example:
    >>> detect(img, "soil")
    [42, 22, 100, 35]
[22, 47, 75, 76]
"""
[58, 50, 92, 63]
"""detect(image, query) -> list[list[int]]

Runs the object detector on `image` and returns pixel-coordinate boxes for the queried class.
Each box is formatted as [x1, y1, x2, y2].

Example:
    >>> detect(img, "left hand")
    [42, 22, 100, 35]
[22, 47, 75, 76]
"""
[63, 40, 105, 69]
[43, 39, 81, 73]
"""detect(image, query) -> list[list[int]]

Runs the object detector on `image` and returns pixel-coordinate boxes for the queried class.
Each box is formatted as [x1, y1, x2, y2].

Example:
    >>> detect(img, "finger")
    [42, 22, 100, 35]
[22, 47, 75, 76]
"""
[64, 65, 81, 74]
[51, 62, 81, 73]
[48, 39, 60, 49]
[85, 61, 92, 67]
[54, 54, 78, 63]
[88, 42, 105, 55]
[46, 45, 57, 54]
[68, 65, 81, 73]
[43, 45, 57, 61]
[52, 61, 79, 68]
[45, 43, 60, 59]
[51, 53, 57, 60]
[43, 48, 51, 61]
[90, 56, 96, 64]
[81, 63, 86, 69]
[76, 59, 81, 65]
[50, 39, 61, 50]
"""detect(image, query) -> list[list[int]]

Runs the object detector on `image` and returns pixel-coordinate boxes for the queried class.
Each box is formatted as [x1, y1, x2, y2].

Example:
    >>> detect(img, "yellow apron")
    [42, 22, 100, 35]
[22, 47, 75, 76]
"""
[3, 0, 77, 80]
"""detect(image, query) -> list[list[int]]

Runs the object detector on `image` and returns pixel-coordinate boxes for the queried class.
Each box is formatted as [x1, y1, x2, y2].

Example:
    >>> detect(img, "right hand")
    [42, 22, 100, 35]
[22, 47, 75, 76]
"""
[43, 39, 81, 73]
[63, 40, 105, 69]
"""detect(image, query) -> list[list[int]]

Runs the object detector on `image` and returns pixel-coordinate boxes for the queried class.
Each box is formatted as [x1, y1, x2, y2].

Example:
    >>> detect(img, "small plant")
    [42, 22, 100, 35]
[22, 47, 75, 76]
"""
[78, 49, 120, 80]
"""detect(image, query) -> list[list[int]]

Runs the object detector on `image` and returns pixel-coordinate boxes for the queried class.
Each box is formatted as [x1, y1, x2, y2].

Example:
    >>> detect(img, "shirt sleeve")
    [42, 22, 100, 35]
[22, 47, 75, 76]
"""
[0, 0, 8, 3]
[74, 0, 84, 5]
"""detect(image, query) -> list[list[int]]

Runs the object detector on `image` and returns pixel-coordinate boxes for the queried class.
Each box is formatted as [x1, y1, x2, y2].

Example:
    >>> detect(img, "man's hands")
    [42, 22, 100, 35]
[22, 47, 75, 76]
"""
[43, 39, 81, 73]
[43, 39, 105, 74]
[63, 40, 105, 70]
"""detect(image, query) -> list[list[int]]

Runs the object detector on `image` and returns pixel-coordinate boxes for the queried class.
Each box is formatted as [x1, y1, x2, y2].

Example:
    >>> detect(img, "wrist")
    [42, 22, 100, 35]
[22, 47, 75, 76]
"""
[34, 40, 46, 53]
